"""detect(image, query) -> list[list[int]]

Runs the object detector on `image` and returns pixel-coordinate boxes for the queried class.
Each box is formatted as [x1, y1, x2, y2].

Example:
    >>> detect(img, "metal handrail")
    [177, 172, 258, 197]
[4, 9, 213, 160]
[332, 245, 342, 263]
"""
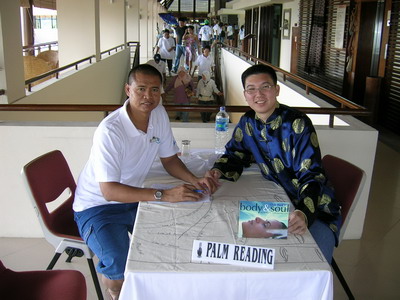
[220, 43, 364, 110]
[24, 42, 140, 91]
[25, 55, 96, 92]
[23, 41, 58, 54]
[7, 41, 372, 128]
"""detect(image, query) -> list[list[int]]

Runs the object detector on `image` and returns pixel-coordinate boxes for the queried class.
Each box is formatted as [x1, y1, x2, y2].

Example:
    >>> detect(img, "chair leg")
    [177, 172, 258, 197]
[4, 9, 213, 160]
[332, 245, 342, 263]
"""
[332, 257, 355, 300]
[87, 258, 104, 300]
[46, 252, 61, 270]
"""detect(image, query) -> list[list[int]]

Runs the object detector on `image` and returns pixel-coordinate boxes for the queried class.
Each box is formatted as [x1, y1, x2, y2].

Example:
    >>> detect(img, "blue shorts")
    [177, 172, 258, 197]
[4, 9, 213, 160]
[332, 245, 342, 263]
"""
[74, 203, 138, 280]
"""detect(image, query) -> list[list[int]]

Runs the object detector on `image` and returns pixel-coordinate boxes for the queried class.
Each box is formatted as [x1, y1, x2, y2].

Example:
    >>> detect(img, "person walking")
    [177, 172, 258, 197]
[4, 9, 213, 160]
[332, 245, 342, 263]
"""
[183, 25, 200, 75]
[156, 29, 176, 76]
[172, 17, 187, 74]
[198, 20, 213, 48]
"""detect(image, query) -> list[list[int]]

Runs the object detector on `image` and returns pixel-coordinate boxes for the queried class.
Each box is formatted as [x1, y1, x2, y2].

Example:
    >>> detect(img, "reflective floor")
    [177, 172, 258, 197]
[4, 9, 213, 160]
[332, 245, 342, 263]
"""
[1, 134, 399, 300]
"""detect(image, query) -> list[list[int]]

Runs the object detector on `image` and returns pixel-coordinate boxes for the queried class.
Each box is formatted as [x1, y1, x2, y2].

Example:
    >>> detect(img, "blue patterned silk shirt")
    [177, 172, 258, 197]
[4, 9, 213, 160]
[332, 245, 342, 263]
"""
[213, 104, 341, 243]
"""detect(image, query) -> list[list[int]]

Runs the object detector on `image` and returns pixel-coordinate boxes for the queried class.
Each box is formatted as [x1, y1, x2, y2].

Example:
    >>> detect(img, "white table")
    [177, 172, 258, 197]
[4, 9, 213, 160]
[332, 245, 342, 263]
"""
[120, 150, 333, 300]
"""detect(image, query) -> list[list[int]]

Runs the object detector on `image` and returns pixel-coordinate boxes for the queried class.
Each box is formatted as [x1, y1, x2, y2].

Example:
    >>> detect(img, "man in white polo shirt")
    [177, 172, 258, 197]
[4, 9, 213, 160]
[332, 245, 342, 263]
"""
[73, 64, 218, 300]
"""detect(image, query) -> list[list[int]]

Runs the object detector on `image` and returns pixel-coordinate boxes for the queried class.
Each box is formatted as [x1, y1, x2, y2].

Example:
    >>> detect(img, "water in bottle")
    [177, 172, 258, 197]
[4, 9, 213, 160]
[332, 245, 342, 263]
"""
[215, 106, 230, 154]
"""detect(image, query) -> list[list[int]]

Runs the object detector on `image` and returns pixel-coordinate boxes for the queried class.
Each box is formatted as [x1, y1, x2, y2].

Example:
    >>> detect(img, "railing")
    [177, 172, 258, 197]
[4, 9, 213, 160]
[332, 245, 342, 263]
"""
[23, 41, 58, 56]
[24, 42, 140, 91]
[220, 44, 365, 110]
[1, 41, 372, 128]
[0, 104, 371, 128]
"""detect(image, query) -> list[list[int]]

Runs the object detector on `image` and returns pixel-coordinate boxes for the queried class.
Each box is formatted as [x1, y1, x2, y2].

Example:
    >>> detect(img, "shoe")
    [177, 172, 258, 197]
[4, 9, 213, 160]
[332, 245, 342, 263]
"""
[175, 116, 181, 120]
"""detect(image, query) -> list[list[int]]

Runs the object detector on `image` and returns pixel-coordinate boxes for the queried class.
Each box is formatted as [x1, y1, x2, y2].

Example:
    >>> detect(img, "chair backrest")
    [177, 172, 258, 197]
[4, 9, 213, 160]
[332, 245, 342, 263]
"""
[322, 155, 366, 242]
[22, 150, 80, 244]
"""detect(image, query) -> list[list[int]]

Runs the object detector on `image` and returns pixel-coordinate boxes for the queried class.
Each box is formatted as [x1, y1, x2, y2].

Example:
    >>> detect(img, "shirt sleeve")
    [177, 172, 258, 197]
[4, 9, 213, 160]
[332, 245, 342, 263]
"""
[91, 124, 124, 183]
[289, 118, 336, 227]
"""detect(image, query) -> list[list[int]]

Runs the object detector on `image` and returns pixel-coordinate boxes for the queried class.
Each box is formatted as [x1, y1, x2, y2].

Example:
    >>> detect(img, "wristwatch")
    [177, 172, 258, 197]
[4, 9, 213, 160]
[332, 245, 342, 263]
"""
[154, 190, 163, 201]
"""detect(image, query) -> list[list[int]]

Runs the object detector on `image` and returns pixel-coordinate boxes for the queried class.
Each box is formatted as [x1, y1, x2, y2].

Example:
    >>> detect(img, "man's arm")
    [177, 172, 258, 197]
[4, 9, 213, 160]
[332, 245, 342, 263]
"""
[160, 154, 219, 194]
[100, 181, 204, 203]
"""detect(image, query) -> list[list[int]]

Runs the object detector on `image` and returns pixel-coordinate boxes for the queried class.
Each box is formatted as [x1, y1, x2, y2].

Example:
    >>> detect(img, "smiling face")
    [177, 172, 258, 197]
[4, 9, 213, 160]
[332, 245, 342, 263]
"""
[125, 72, 161, 116]
[242, 217, 284, 238]
[243, 73, 280, 121]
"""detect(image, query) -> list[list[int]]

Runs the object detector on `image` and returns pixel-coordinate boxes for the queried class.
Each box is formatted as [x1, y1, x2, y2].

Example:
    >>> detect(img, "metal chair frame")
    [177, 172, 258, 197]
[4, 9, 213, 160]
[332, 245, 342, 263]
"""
[22, 150, 104, 300]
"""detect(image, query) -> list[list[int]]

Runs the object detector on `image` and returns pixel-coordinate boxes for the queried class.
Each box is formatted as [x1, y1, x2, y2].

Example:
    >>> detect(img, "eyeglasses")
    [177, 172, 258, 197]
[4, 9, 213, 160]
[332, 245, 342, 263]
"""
[244, 84, 275, 95]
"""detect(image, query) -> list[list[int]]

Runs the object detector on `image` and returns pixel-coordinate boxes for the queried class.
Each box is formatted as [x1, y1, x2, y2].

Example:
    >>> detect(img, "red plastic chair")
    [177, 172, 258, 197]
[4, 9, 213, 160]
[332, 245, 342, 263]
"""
[0, 260, 87, 300]
[21, 150, 103, 300]
[322, 154, 366, 300]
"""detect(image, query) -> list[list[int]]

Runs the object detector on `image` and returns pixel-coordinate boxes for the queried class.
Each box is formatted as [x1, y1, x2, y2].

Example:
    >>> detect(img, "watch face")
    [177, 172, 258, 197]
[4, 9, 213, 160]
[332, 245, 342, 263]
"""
[155, 190, 163, 200]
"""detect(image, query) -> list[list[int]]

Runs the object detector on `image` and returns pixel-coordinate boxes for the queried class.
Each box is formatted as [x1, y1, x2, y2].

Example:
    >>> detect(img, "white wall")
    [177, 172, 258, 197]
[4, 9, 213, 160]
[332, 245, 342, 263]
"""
[280, 0, 299, 71]
[0, 120, 377, 239]
[0, 0, 26, 104]
[58, 0, 96, 66]
[100, 0, 125, 51]
[0, 50, 131, 122]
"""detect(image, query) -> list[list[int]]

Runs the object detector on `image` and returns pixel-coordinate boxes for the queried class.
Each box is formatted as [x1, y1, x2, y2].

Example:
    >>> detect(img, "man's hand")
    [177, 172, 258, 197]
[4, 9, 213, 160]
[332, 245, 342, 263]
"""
[205, 169, 222, 183]
[288, 210, 307, 235]
[162, 184, 204, 203]
[193, 175, 220, 195]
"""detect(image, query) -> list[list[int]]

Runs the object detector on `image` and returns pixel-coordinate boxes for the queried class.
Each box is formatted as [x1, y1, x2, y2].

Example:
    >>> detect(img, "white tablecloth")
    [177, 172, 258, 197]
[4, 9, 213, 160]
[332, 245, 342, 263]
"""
[120, 150, 333, 300]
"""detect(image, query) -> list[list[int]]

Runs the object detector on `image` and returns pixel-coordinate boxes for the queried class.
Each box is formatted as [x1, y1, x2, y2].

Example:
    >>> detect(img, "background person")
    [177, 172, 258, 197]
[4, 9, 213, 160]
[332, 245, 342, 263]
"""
[206, 64, 341, 264]
[165, 67, 194, 122]
[192, 45, 214, 80]
[183, 25, 200, 75]
[198, 19, 213, 48]
[172, 17, 188, 73]
[156, 29, 175, 76]
[73, 64, 217, 300]
[146, 54, 166, 85]
[195, 71, 223, 123]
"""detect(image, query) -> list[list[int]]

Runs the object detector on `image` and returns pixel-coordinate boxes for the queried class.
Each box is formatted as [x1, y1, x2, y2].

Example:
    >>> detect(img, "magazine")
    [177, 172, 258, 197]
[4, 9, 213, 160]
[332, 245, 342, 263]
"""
[238, 201, 290, 239]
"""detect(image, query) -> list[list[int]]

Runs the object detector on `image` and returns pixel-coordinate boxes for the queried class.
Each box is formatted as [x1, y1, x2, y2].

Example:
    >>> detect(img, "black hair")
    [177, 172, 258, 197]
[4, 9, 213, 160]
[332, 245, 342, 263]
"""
[178, 17, 186, 22]
[188, 25, 194, 30]
[241, 64, 278, 88]
[202, 45, 211, 52]
[163, 29, 170, 34]
[127, 64, 162, 85]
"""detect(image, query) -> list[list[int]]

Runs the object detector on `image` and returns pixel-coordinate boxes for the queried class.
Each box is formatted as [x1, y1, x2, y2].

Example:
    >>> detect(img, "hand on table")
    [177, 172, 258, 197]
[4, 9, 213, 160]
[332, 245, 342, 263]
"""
[162, 184, 204, 203]
[288, 210, 307, 235]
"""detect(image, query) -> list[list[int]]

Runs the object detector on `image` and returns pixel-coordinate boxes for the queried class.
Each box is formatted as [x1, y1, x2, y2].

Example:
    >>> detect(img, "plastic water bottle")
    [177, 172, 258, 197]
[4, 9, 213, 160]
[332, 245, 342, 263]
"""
[215, 106, 229, 154]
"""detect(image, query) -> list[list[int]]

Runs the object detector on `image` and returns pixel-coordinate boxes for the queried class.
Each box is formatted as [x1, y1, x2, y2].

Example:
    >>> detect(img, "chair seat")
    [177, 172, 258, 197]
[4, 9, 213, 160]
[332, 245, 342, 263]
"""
[0, 261, 86, 300]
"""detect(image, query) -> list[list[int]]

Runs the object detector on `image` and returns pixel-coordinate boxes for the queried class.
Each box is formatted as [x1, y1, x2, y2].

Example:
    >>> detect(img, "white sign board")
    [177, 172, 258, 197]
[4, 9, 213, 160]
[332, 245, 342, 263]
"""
[191, 240, 275, 269]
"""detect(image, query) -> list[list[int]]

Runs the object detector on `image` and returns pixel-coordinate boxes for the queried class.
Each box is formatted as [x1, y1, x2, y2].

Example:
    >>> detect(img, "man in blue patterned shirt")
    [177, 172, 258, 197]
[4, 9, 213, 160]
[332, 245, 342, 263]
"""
[207, 64, 341, 263]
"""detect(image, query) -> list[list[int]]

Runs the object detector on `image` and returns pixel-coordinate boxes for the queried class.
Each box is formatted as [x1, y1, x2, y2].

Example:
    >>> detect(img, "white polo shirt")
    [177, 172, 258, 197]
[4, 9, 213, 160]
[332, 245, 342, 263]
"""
[73, 101, 179, 212]
[157, 37, 176, 60]
[195, 54, 214, 76]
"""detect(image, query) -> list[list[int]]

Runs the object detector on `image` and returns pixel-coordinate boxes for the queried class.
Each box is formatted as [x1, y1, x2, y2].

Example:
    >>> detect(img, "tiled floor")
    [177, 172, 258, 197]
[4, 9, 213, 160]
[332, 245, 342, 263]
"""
[1, 133, 399, 299]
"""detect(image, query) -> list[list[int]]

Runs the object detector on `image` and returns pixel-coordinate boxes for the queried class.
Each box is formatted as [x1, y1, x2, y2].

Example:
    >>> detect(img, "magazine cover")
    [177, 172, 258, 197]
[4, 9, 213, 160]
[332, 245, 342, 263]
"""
[238, 201, 290, 239]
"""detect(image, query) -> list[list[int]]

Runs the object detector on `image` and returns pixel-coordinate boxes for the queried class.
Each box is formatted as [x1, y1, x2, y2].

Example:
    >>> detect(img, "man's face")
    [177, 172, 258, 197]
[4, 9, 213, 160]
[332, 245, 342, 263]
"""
[125, 72, 161, 115]
[243, 73, 280, 121]
[203, 48, 210, 57]
[163, 32, 170, 38]
[242, 217, 284, 238]
[179, 20, 185, 27]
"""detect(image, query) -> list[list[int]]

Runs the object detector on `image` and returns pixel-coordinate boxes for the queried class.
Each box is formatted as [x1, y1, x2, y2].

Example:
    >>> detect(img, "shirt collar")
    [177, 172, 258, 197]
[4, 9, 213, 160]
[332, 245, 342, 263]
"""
[120, 100, 141, 137]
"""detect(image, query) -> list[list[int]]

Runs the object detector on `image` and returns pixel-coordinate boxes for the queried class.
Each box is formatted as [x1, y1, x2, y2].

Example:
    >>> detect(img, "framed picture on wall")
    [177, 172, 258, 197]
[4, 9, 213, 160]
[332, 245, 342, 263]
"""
[282, 9, 291, 39]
